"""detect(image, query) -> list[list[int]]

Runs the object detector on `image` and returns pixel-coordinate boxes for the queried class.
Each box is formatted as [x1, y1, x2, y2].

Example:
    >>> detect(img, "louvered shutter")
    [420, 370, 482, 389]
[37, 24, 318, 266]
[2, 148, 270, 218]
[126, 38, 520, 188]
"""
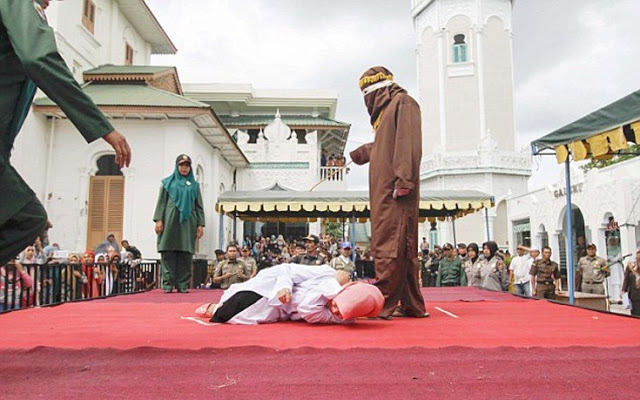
[86, 176, 125, 250]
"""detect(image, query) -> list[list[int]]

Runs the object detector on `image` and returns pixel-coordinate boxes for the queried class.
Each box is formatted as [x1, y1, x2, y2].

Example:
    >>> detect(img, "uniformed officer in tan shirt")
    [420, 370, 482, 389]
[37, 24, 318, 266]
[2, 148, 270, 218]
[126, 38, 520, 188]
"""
[577, 243, 609, 294]
[213, 244, 248, 289]
[240, 246, 258, 279]
[530, 246, 561, 299]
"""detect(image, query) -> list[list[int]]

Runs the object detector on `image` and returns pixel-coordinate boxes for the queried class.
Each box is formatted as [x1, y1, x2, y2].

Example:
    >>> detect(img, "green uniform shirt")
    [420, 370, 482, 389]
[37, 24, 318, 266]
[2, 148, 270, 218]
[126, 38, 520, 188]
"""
[436, 257, 467, 287]
[153, 186, 205, 254]
[0, 0, 114, 224]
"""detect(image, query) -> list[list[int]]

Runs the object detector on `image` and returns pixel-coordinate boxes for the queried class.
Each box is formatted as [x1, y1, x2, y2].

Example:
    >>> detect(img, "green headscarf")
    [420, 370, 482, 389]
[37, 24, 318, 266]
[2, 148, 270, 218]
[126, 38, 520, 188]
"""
[161, 155, 199, 223]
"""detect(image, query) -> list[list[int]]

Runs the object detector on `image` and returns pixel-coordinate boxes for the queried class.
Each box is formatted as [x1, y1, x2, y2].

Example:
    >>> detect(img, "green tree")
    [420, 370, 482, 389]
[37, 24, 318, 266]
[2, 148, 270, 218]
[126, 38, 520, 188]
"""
[325, 221, 343, 239]
[580, 144, 640, 172]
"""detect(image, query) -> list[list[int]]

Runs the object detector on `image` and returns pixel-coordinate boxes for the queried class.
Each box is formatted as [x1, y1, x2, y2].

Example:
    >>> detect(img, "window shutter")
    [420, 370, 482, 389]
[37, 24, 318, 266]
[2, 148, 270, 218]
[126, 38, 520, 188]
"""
[87, 177, 106, 250]
[86, 176, 125, 250]
[453, 44, 467, 63]
[106, 177, 125, 236]
[82, 0, 96, 34]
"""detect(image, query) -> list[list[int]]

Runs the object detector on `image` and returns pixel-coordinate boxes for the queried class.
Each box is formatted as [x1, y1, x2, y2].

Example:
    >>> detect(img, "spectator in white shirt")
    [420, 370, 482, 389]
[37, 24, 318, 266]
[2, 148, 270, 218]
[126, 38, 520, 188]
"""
[509, 244, 532, 296]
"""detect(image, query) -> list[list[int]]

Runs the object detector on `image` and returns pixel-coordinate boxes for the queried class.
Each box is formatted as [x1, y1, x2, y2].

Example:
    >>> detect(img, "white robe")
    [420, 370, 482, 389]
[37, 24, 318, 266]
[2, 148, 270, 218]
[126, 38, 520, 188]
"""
[218, 263, 345, 325]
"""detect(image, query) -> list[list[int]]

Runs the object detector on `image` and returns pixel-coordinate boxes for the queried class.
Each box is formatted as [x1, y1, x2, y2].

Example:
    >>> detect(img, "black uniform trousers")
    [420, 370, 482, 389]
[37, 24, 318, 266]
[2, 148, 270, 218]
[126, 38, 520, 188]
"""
[0, 198, 47, 266]
[160, 250, 192, 291]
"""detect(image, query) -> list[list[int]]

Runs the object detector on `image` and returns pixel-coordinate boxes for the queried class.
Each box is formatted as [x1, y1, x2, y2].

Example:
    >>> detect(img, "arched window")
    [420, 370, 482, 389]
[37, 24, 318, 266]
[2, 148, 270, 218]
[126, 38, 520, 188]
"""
[196, 165, 204, 187]
[96, 154, 123, 176]
[453, 34, 468, 63]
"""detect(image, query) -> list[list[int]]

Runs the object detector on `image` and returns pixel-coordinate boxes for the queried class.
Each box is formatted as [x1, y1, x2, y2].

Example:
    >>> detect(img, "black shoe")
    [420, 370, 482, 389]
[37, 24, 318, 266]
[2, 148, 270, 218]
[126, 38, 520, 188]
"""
[177, 288, 189, 293]
[393, 307, 430, 318]
[164, 288, 173, 293]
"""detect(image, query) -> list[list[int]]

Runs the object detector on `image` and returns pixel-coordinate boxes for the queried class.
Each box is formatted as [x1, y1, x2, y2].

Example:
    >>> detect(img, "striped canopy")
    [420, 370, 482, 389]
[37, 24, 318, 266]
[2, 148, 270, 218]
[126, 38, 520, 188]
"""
[215, 188, 494, 223]
[531, 89, 640, 163]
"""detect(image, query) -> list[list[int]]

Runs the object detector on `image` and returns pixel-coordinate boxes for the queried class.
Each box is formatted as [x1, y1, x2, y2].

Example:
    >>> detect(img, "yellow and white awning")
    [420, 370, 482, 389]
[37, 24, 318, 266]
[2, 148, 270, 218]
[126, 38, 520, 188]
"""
[532, 89, 640, 162]
[215, 189, 494, 222]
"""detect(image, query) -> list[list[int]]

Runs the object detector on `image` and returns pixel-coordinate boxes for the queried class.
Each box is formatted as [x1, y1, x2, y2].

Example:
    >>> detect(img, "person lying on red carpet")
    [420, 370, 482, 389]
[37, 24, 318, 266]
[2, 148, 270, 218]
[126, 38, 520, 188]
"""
[195, 263, 383, 324]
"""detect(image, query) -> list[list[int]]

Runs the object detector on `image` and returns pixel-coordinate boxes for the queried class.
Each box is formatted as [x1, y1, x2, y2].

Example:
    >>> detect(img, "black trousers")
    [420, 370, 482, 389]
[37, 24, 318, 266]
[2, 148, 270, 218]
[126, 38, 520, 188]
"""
[0, 198, 47, 266]
[211, 291, 263, 323]
[160, 251, 192, 291]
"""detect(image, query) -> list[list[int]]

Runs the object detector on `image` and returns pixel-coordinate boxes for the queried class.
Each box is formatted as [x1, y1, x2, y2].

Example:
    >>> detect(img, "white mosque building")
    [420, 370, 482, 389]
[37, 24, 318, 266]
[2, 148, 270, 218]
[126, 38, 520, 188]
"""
[412, 0, 531, 246]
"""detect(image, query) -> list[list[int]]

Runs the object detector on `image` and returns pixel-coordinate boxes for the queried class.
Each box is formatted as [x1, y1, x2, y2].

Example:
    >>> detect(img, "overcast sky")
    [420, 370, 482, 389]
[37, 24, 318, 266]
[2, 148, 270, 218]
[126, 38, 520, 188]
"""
[147, 0, 640, 191]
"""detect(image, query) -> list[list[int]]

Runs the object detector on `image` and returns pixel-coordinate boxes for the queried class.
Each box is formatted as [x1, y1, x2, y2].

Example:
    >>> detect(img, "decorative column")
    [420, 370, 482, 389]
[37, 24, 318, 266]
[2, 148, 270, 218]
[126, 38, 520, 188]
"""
[308, 220, 321, 236]
[486, 210, 496, 242]
[121, 167, 136, 242]
[75, 167, 92, 252]
[429, 222, 438, 250]
[439, 219, 452, 245]
[619, 223, 637, 259]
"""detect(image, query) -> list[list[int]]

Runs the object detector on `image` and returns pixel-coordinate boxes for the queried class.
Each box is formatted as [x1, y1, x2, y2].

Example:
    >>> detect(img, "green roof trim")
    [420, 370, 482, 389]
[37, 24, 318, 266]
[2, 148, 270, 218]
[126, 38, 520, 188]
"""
[532, 89, 640, 154]
[34, 83, 210, 109]
[84, 65, 175, 75]
[219, 114, 350, 129]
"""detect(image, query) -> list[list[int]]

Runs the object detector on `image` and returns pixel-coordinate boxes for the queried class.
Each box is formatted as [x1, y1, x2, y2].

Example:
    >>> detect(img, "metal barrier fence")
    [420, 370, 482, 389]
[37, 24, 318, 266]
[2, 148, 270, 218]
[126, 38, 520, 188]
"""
[0, 261, 159, 313]
[355, 260, 375, 279]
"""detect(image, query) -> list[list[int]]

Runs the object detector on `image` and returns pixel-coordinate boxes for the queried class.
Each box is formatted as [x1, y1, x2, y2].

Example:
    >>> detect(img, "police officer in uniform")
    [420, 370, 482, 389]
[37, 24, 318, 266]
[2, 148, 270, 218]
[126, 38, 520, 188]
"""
[213, 244, 248, 290]
[290, 234, 327, 266]
[240, 246, 258, 279]
[0, 0, 131, 266]
[577, 243, 609, 294]
[330, 241, 356, 278]
[574, 235, 588, 290]
[530, 246, 561, 299]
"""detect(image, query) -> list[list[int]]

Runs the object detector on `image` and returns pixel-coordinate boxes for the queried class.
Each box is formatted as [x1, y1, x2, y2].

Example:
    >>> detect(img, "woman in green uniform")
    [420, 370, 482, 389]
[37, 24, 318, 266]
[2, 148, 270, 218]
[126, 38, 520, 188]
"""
[153, 155, 204, 293]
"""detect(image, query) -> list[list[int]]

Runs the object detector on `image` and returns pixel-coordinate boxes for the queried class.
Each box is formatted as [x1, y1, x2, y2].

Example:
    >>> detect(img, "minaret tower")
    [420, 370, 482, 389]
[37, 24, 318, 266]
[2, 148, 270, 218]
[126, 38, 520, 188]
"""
[412, 0, 531, 246]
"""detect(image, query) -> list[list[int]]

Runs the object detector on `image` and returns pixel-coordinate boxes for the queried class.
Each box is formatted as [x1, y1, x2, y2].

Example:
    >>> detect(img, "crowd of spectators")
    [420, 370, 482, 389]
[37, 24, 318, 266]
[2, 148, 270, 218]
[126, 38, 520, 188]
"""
[202, 233, 364, 290]
[419, 239, 515, 292]
[320, 149, 347, 168]
[1, 233, 154, 311]
[7, 229, 623, 313]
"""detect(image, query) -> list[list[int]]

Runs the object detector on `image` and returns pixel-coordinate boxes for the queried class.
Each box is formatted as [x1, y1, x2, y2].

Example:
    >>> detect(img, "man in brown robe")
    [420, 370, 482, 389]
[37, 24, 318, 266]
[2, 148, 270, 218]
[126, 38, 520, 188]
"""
[349, 66, 427, 319]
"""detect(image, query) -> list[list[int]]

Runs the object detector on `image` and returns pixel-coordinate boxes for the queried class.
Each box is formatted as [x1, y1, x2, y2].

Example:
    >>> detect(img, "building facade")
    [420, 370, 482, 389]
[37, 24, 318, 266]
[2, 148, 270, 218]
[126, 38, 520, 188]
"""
[411, 0, 531, 247]
[11, 1, 350, 259]
[507, 157, 640, 300]
[184, 84, 351, 241]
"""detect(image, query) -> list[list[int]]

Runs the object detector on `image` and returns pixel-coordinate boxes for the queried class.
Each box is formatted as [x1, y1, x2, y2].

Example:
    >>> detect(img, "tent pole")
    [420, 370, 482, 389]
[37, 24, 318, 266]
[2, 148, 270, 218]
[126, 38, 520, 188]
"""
[233, 211, 237, 243]
[565, 158, 575, 305]
[484, 208, 490, 241]
[218, 213, 224, 250]
[452, 217, 457, 247]
[351, 212, 356, 262]
[342, 218, 346, 241]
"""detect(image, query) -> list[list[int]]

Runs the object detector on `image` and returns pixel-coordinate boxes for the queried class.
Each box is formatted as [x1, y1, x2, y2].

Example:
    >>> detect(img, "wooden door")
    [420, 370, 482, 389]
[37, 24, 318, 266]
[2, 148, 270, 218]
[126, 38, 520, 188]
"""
[86, 176, 125, 251]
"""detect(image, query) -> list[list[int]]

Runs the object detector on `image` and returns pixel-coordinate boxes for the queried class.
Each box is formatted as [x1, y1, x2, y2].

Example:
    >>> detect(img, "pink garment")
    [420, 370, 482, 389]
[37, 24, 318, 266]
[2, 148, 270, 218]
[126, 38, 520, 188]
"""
[0, 267, 34, 302]
[333, 282, 384, 319]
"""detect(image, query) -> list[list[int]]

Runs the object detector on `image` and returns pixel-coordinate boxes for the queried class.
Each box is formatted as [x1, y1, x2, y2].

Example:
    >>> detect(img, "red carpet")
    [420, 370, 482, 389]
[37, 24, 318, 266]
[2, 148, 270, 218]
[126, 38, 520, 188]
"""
[3, 346, 639, 399]
[1, 287, 639, 399]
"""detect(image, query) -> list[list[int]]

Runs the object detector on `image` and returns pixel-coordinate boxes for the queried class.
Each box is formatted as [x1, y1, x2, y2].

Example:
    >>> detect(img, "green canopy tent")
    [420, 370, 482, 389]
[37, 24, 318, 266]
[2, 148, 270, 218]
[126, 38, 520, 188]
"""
[215, 185, 494, 251]
[531, 89, 640, 304]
